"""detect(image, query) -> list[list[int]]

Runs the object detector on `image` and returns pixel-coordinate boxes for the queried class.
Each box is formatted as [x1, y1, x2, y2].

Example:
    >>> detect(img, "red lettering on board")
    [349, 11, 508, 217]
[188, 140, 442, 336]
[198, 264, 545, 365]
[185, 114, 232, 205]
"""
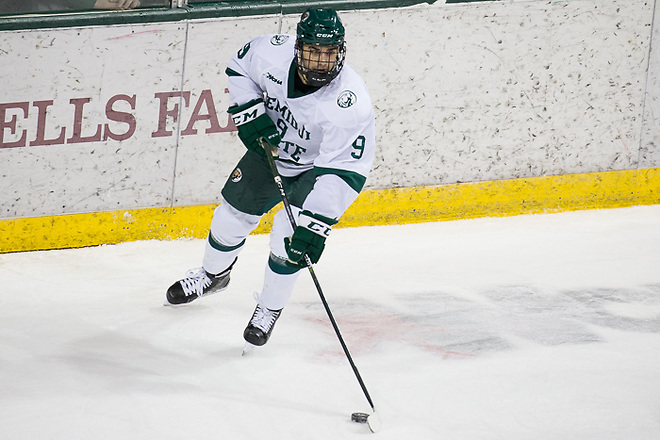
[151, 91, 191, 138]
[31, 100, 66, 146]
[104, 94, 137, 141]
[1, 89, 237, 149]
[68, 98, 103, 144]
[0, 102, 29, 148]
[182, 89, 223, 135]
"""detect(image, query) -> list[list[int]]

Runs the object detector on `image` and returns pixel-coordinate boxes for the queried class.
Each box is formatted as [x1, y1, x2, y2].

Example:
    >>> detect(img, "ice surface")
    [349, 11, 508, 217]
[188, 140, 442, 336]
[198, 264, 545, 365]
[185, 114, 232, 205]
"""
[1, 206, 659, 439]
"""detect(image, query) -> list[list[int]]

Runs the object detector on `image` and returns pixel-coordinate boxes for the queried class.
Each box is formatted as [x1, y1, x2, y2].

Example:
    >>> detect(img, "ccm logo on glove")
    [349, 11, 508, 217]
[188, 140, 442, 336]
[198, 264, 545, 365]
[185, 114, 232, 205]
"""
[304, 219, 332, 237]
[229, 99, 265, 126]
[228, 98, 281, 155]
[285, 211, 338, 268]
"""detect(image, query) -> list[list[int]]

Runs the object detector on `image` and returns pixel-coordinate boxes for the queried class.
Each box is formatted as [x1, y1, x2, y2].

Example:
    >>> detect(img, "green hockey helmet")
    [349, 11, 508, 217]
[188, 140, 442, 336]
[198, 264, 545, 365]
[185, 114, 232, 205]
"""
[297, 8, 345, 46]
[295, 8, 346, 87]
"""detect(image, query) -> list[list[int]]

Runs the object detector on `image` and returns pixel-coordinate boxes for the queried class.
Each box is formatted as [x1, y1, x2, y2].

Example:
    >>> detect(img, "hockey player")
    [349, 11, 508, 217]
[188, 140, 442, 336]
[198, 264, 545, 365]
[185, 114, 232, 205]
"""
[166, 8, 375, 348]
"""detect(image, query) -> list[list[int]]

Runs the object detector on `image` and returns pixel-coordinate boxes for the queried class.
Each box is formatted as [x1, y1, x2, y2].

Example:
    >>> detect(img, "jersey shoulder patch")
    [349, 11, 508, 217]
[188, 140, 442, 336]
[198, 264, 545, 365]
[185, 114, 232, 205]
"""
[336, 90, 358, 108]
[270, 35, 290, 46]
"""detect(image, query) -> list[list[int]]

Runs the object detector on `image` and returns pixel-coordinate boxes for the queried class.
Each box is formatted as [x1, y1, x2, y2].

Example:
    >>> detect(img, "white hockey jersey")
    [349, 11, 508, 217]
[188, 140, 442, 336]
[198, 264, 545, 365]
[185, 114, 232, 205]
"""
[226, 34, 375, 221]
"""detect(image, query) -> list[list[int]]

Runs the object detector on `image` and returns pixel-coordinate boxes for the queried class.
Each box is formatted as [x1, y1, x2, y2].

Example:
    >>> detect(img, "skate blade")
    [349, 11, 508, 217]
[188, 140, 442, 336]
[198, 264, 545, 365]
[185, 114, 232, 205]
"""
[242, 342, 257, 356]
[162, 301, 189, 307]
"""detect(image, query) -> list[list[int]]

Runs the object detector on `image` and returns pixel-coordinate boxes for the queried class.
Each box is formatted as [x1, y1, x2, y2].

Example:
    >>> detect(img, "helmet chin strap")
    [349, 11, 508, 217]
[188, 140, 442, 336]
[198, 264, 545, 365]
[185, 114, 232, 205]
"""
[298, 69, 326, 88]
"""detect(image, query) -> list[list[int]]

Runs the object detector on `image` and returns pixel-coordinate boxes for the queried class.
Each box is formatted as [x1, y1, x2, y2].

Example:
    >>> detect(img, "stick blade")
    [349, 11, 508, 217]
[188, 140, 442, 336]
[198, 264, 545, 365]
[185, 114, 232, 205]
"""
[352, 411, 381, 433]
[367, 411, 381, 433]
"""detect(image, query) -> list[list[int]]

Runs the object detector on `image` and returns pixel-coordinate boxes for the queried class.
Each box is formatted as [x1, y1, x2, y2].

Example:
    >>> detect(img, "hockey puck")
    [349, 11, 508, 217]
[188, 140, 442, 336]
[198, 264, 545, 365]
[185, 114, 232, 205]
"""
[351, 412, 369, 424]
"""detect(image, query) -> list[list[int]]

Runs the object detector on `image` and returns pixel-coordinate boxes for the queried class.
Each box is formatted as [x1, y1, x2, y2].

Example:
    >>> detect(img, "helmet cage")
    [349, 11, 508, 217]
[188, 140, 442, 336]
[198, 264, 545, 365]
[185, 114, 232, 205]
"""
[295, 40, 346, 87]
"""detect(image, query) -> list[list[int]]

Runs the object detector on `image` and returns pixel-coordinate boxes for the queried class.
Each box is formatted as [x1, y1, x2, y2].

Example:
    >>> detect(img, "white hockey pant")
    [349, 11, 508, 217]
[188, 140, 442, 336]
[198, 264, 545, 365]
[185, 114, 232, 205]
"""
[203, 200, 302, 311]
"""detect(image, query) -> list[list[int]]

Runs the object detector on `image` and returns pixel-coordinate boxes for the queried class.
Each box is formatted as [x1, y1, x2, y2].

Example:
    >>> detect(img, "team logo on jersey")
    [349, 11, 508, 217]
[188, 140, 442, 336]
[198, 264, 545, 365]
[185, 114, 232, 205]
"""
[337, 90, 357, 108]
[230, 167, 243, 183]
[270, 35, 289, 46]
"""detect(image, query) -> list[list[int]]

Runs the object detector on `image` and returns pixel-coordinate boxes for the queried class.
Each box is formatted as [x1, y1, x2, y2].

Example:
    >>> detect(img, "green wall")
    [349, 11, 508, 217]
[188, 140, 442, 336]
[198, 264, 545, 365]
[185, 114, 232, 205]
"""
[0, 0, 442, 31]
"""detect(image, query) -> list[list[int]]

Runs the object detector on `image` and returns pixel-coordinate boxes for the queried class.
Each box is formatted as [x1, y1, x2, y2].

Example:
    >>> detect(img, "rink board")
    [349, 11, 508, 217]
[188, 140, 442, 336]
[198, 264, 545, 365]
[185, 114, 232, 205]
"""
[1, 167, 658, 253]
[1, 0, 660, 252]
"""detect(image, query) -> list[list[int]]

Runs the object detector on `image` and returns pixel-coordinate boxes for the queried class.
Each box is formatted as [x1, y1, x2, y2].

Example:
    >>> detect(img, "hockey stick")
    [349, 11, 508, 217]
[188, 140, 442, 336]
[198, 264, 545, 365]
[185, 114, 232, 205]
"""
[259, 138, 381, 433]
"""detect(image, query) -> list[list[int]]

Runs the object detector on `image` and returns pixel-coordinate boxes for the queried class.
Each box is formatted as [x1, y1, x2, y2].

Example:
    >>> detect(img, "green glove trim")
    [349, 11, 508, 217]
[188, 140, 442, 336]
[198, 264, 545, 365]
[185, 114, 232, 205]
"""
[228, 99, 280, 155]
[227, 98, 265, 125]
[298, 210, 337, 236]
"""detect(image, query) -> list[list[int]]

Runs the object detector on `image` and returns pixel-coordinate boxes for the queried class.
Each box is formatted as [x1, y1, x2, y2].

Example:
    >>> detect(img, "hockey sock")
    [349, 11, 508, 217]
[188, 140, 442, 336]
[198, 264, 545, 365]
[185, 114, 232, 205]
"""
[258, 253, 301, 311]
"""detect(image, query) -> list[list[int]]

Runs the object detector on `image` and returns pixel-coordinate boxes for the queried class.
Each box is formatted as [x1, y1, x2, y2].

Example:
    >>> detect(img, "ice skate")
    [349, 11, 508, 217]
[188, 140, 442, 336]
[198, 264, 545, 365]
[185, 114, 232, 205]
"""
[243, 299, 282, 347]
[165, 260, 235, 305]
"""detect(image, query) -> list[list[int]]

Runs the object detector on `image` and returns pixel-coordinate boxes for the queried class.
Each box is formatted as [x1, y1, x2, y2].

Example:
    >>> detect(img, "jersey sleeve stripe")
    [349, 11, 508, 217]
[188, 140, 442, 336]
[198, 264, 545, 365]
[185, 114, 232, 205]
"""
[225, 67, 244, 77]
[314, 167, 366, 193]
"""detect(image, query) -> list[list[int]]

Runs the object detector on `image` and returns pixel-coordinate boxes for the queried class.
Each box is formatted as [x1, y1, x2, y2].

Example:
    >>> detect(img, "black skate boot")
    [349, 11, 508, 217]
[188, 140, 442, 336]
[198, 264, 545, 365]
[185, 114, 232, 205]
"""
[243, 303, 282, 347]
[166, 259, 236, 305]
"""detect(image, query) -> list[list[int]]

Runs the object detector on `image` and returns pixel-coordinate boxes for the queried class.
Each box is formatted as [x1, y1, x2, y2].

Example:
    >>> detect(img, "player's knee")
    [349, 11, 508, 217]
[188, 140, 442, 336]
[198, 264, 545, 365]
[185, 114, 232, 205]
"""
[210, 199, 261, 246]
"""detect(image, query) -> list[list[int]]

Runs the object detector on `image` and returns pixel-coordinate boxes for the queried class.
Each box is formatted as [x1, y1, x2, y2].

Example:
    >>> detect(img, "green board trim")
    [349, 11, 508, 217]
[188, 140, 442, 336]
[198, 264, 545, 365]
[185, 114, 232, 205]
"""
[0, 1, 437, 31]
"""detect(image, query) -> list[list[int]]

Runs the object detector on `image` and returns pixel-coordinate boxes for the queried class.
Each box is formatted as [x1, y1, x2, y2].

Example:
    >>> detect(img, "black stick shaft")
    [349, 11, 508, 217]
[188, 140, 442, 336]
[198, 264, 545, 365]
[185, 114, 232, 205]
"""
[260, 139, 376, 411]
